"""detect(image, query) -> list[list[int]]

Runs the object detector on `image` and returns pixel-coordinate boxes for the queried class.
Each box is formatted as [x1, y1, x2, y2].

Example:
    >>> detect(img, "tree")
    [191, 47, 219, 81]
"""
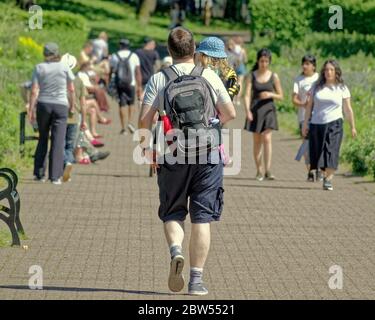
[138, 0, 157, 24]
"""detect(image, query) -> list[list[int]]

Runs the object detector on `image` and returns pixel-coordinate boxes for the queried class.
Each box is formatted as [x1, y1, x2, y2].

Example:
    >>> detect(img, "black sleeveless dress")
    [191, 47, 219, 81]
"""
[244, 71, 278, 133]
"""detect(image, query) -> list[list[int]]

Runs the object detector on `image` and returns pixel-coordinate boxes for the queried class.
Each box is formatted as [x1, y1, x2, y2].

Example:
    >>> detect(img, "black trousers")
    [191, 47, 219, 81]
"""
[33, 102, 68, 180]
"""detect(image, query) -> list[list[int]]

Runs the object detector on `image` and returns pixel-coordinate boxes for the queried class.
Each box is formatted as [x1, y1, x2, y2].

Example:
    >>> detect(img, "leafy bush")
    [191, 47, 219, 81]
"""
[42, 10, 88, 30]
[302, 31, 375, 58]
[311, 0, 375, 35]
[342, 128, 375, 178]
[250, 0, 312, 49]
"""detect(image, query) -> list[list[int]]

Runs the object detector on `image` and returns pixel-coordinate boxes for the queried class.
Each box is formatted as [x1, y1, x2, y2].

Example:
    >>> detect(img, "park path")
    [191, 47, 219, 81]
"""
[0, 98, 374, 300]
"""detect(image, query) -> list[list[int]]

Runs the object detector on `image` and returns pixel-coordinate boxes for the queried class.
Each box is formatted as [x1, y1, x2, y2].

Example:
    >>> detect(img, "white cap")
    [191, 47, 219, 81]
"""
[61, 53, 77, 70]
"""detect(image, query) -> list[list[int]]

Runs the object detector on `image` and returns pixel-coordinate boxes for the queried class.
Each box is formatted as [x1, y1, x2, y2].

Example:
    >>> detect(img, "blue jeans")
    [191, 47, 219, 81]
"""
[64, 123, 78, 166]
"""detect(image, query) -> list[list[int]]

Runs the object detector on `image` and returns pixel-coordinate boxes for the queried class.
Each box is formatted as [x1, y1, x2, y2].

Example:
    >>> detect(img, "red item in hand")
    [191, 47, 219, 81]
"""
[160, 111, 173, 134]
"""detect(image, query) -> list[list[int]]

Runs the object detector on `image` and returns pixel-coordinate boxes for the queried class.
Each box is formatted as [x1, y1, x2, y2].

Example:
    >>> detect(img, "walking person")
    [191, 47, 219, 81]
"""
[292, 54, 320, 182]
[139, 27, 236, 295]
[110, 39, 142, 135]
[244, 48, 284, 181]
[135, 37, 161, 98]
[302, 59, 357, 191]
[29, 43, 75, 185]
[195, 36, 241, 165]
[232, 36, 248, 106]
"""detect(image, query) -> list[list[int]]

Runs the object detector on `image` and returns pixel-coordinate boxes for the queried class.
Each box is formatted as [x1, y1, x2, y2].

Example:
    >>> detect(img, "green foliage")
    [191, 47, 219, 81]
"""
[250, 0, 312, 49]
[302, 31, 375, 58]
[342, 128, 375, 178]
[311, 0, 375, 35]
[0, 3, 88, 169]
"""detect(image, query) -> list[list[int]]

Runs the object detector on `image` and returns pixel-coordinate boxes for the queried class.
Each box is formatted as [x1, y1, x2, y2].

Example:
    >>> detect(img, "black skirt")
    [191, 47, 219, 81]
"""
[244, 100, 278, 133]
[309, 118, 343, 171]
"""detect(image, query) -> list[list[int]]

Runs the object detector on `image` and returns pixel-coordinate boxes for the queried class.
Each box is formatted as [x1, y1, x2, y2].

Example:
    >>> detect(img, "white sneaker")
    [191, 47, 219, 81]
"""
[51, 179, 62, 185]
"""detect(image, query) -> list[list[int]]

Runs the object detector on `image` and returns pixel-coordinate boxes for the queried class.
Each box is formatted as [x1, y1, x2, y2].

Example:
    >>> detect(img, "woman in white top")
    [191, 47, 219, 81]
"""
[302, 59, 357, 191]
[292, 54, 319, 182]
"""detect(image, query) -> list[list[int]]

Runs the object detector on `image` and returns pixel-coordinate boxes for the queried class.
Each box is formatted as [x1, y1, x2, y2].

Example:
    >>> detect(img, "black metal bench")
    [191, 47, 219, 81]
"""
[0, 168, 25, 246]
[19, 111, 39, 157]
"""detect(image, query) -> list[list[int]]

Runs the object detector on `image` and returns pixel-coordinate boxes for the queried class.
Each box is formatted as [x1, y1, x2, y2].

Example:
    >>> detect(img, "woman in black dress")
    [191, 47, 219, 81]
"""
[244, 48, 284, 181]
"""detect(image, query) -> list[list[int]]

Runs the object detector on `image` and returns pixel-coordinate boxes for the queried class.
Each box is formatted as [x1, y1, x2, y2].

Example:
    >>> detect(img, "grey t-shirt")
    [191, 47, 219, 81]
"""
[32, 61, 75, 106]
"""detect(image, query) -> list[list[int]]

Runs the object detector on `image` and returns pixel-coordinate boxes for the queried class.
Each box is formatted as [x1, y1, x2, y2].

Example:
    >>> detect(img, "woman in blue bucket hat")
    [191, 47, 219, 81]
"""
[195, 37, 240, 166]
[195, 37, 240, 101]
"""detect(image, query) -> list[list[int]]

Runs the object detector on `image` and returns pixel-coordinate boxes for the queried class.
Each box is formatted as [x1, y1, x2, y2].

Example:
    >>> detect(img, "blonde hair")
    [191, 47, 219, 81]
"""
[198, 53, 231, 81]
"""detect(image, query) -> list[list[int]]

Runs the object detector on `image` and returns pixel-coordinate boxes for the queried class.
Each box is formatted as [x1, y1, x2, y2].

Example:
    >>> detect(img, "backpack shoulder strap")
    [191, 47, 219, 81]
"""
[161, 66, 179, 82]
[126, 52, 133, 62]
[116, 51, 132, 62]
[115, 52, 123, 62]
[190, 66, 204, 77]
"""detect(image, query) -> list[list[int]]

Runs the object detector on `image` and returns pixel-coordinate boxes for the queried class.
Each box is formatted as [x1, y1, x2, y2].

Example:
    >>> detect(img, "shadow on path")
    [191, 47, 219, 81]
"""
[226, 184, 316, 191]
[0, 285, 177, 296]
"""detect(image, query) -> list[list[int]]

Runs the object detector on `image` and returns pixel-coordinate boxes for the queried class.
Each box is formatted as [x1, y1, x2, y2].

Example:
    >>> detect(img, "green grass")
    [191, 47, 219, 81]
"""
[0, 229, 11, 247]
[38, 0, 248, 51]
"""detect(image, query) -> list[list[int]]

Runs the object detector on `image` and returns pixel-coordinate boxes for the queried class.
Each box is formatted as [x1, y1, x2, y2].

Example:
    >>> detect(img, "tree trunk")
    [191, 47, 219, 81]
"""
[138, 0, 157, 24]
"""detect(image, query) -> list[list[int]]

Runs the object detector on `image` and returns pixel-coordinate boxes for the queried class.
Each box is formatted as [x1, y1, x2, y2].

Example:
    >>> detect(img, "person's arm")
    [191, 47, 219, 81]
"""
[135, 65, 142, 98]
[80, 95, 87, 130]
[29, 83, 39, 123]
[292, 82, 305, 107]
[67, 82, 75, 113]
[343, 97, 357, 138]
[216, 101, 236, 124]
[302, 92, 314, 137]
[139, 103, 158, 167]
[244, 76, 253, 122]
[271, 73, 283, 100]
[292, 93, 305, 107]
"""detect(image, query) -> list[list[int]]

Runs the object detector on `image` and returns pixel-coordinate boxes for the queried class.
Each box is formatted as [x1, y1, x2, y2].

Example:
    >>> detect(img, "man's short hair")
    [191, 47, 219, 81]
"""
[167, 27, 195, 60]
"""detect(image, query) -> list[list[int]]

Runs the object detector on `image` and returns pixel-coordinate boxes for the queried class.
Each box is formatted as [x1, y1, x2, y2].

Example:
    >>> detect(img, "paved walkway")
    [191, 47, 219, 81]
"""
[0, 100, 374, 300]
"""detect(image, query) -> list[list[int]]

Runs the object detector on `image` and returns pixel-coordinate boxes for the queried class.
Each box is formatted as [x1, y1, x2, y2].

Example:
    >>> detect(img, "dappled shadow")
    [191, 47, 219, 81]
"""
[88, 27, 142, 54]
[226, 183, 316, 191]
[38, 0, 126, 21]
[76, 173, 142, 179]
[0, 285, 175, 296]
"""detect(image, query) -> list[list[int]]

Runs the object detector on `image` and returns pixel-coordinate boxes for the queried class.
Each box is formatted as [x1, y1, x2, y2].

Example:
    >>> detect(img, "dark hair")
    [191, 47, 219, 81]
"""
[301, 54, 317, 73]
[252, 48, 272, 71]
[167, 27, 195, 59]
[312, 59, 345, 96]
[119, 39, 130, 50]
[45, 54, 61, 62]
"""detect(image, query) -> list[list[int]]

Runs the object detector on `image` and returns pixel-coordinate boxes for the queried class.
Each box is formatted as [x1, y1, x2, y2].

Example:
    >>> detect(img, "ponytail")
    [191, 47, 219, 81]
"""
[251, 62, 259, 72]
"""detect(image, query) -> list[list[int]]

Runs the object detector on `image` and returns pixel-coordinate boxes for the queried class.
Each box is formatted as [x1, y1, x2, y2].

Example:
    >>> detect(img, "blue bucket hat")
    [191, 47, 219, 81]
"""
[196, 37, 227, 59]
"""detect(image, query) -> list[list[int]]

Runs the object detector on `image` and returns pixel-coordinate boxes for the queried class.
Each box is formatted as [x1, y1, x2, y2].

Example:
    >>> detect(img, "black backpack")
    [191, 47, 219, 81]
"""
[115, 52, 133, 89]
[160, 66, 221, 158]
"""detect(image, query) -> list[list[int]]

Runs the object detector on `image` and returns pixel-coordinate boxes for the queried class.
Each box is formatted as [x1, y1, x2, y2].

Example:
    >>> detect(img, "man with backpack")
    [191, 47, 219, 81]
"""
[110, 39, 142, 135]
[139, 27, 236, 296]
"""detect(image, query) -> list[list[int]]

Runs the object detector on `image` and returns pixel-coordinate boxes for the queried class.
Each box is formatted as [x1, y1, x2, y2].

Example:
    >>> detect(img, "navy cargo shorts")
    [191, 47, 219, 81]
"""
[156, 160, 224, 224]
